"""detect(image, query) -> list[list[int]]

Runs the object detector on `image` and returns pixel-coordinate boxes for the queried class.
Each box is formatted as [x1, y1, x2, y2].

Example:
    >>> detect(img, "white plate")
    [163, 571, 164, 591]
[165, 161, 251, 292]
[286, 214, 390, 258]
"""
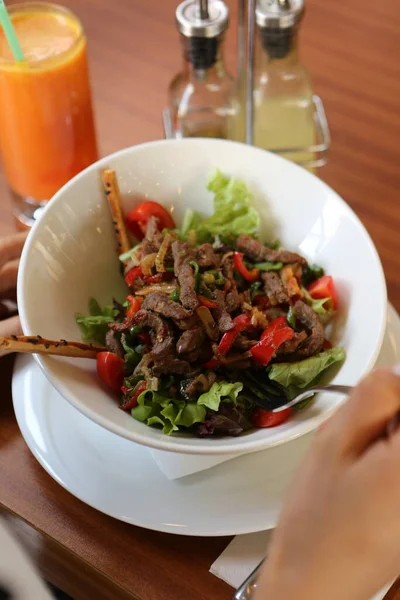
[12, 303, 400, 537]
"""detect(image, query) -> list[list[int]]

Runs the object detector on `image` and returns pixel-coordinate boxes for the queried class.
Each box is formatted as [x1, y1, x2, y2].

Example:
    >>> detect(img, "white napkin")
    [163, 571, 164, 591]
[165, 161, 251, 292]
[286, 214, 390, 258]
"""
[210, 532, 393, 600]
[149, 448, 241, 479]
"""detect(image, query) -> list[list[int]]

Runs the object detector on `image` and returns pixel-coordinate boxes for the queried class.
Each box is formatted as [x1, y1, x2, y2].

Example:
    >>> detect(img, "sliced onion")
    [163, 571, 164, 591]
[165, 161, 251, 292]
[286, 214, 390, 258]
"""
[155, 233, 171, 273]
[136, 283, 177, 296]
[140, 252, 157, 276]
[196, 306, 219, 341]
[251, 307, 269, 329]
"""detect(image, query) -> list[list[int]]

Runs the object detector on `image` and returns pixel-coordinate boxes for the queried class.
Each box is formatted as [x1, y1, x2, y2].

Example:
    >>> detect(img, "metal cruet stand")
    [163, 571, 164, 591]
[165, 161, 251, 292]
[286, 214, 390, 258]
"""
[163, 0, 331, 168]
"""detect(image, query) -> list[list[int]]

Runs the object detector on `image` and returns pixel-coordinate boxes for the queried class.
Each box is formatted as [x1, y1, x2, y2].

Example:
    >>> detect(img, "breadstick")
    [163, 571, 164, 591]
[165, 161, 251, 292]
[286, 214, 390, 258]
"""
[101, 169, 131, 256]
[0, 336, 104, 359]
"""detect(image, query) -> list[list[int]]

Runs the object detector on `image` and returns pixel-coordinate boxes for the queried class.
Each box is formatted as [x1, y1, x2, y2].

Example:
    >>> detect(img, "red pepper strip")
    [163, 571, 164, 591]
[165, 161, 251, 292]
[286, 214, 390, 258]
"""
[198, 295, 218, 309]
[121, 381, 147, 411]
[218, 329, 238, 355]
[251, 407, 293, 428]
[251, 317, 294, 366]
[143, 272, 174, 284]
[323, 338, 332, 350]
[260, 316, 287, 342]
[137, 331, 152, 347]
[203, 358, 221, 369]
[233, 252, 260, 282]
[126, 295, 143, 319]
[218, 313, 253, 356]
[125, 266, 143, 287]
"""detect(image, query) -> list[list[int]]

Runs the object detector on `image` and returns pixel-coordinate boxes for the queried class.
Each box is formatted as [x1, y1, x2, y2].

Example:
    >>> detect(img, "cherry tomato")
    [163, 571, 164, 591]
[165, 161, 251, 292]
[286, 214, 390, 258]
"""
[125, 201, 176, 240]
[251, 407, 293, 428]
[96, 352, 125, 392]
[308, 275, 338, 310]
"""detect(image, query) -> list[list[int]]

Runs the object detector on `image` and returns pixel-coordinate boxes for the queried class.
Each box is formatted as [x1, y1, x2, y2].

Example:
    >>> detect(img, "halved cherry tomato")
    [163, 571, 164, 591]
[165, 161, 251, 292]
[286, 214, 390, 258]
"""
[126, 295, 143, 319]
[198, 295, 218, 309]
[125, 201, 176, 240]
[96, 352, 125, 392]
[308, 275, 338, 310]
[233, 252, 260, 282]
[251, 407, 293, 428]
[121, 381, 147, 411]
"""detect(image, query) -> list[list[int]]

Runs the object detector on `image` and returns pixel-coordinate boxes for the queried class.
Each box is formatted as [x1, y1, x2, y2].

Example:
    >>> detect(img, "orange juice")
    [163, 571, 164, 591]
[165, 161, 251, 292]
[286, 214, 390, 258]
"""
[0, 2, 98, 225]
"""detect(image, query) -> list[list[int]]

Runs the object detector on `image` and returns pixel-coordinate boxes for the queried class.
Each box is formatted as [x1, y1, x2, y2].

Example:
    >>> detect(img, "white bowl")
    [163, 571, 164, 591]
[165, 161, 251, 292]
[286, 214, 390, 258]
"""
[18, 139, 387, 455]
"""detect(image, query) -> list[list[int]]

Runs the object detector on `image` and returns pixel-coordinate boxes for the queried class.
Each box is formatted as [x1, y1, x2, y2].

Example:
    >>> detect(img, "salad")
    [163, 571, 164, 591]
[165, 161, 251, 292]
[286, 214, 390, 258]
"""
[76, 170, 345, 437]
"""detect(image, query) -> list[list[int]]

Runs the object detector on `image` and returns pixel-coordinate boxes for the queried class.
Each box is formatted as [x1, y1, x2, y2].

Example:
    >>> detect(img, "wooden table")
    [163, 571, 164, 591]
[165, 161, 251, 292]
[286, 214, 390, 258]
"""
[1, 0, 400, 598]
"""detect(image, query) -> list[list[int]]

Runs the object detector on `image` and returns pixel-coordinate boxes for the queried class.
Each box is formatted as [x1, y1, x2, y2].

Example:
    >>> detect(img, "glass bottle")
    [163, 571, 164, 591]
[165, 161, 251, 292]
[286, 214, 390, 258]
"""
[238, 0, 316, 167]
[168, 0, 237, 140]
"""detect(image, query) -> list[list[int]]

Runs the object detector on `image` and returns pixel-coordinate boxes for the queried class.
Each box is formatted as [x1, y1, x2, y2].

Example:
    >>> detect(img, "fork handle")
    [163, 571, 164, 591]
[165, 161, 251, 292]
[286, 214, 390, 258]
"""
[234, 560, 264, 600]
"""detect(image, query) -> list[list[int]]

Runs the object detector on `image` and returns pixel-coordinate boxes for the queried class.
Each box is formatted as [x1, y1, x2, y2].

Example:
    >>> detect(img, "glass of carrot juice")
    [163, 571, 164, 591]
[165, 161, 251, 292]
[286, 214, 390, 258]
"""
[0, 2, 98, 227]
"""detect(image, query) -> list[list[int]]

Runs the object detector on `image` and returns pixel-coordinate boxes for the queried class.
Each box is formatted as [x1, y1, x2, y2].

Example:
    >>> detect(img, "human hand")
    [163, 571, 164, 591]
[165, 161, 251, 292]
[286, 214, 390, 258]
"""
[256, 369, 400, 600]
[0, 232, 27, 338]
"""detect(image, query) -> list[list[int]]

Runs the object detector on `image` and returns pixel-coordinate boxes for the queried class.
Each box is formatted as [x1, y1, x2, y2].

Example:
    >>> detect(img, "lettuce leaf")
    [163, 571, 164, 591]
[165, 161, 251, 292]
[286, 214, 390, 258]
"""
[131, 390, 206, 435]
[180, 171, 260, 243]
[198, 381, 243, 411]
[268, 347, 346, 398]
[180, 209, 202, 238]
[75, 298, 118, 344]
[302, 288, 335, 324]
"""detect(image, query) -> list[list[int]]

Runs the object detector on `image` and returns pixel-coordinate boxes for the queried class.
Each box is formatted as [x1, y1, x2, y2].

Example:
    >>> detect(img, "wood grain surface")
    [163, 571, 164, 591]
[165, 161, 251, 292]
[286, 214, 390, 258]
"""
[1, 0, 400, 598]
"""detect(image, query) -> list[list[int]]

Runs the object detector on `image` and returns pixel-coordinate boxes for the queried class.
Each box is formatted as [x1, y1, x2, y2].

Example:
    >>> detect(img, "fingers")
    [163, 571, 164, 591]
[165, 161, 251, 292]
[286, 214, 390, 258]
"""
[0, 232, 27, 269]
[320, 369, 400, 458]
[0, 259, 19, 296]
[0, 316, 22, 338]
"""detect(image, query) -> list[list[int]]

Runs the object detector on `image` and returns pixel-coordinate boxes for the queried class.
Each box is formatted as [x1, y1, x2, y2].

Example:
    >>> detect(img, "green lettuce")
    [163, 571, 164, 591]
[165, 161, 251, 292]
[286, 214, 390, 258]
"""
[75, 298, 118, 345]
[198, 381, 243, 411]
[131, 390, 206, 435]
[180, 170, 260, 243]
[268, 347, 346, 399]
[302, 288, 335, 324]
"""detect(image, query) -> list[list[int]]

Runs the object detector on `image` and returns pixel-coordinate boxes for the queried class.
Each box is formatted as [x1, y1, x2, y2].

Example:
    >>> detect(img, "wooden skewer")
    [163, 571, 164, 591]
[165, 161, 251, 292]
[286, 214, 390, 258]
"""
[101, 169, 131, 256]
[0, 336, 105, 359]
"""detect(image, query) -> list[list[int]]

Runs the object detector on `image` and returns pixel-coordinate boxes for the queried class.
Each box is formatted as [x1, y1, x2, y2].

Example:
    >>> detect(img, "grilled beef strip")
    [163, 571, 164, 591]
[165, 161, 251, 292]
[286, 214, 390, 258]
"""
[262, 272, 290, 306]
[195, 243, 221, 268]
[142, 292, 193, 321]
[181, 371, 217, 399]
[176, 327, 205, 355]
[236, 235, 307, 266]
[105, 330, 124, 358]
[172, 240, 199, 310]
[213, 289, 234, 332]
[292, 300, 324, 358]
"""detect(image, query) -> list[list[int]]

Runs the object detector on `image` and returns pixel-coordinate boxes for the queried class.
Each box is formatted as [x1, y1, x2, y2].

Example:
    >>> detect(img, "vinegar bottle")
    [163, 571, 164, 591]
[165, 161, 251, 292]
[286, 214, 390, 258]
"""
[252, 0, 316, 166]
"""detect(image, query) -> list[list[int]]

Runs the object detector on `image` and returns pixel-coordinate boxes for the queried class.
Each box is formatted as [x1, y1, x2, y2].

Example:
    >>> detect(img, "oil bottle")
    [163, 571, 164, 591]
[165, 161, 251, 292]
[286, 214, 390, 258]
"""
[168, 0, 237, 139]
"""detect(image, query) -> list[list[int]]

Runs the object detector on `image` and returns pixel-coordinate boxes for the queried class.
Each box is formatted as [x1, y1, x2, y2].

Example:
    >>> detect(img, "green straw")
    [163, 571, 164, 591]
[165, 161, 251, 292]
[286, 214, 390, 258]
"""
[0, 0, 25, 61]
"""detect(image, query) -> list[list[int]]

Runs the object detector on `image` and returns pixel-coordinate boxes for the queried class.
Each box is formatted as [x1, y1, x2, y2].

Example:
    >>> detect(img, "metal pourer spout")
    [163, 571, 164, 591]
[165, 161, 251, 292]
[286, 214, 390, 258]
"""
[199, 0, 209, 20]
